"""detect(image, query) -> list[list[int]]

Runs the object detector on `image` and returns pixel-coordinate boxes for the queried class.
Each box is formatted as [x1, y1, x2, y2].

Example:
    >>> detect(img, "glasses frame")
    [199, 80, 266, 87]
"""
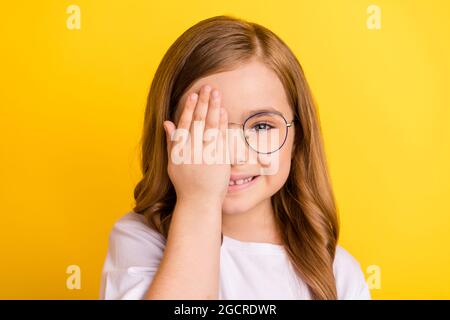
[228, 111, 297, 154]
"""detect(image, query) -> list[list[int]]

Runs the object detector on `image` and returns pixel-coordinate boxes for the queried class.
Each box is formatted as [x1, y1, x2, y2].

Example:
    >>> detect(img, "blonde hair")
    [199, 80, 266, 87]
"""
[133, 15, 340, 299]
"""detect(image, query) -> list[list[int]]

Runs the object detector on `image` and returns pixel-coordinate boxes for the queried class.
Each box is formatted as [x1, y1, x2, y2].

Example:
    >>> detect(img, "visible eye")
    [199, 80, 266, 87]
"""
[252, 122, 274, 131]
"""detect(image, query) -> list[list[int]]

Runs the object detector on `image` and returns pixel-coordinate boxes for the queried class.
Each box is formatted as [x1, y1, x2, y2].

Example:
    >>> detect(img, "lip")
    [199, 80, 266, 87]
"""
[229, 173, 257, 181]
[227, 175, 260, 193]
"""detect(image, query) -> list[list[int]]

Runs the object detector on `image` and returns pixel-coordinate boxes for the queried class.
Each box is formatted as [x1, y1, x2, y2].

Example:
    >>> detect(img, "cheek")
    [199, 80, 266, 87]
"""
[264, 152, 291, 194]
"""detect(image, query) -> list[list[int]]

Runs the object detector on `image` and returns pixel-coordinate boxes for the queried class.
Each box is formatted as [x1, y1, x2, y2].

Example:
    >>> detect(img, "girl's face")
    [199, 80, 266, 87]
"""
[175, 59, 295, 215]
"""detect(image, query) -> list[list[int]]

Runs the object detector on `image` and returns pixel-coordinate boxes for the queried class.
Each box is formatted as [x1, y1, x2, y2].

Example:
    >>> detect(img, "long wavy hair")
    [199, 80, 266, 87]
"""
[133, 15, 340, 299]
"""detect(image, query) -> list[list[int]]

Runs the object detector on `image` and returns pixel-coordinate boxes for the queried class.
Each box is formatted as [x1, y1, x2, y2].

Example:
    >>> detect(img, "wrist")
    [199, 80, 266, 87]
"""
[176, 195, 223, 211]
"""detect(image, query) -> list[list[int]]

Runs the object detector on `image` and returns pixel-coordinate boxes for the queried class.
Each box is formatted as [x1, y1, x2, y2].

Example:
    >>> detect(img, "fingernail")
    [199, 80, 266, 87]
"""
[212, 90, 220, 99]
[190, 93, 198, 101]
[204, 85, 211, 93]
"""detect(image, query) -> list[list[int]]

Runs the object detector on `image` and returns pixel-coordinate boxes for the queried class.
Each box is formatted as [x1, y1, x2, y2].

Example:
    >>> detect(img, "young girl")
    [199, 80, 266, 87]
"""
[100, 15, 371, 300]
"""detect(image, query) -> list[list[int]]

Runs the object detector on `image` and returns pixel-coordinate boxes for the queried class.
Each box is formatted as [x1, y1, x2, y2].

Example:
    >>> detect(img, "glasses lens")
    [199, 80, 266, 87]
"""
[243, 113, 287, 154]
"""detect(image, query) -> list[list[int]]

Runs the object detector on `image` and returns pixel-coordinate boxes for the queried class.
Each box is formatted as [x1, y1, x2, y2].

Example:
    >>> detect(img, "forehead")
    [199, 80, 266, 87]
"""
[175, 60, 293, 123]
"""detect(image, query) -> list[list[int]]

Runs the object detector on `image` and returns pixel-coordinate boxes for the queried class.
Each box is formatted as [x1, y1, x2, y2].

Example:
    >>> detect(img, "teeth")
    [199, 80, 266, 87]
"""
[228, 176, 254, 186]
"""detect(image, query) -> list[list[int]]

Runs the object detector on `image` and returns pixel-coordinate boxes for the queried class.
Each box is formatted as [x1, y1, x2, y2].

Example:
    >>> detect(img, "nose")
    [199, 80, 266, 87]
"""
[226, 124, 256, 165]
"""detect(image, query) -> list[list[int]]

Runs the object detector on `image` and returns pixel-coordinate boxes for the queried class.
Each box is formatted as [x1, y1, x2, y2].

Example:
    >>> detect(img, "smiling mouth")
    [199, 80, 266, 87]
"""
[228, 176, 257, 186]
[227, 175, 260, 192]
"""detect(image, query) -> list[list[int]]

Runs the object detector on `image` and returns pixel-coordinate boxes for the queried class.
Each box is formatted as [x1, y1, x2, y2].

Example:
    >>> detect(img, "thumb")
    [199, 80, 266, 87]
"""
[163, 120, 176, 152]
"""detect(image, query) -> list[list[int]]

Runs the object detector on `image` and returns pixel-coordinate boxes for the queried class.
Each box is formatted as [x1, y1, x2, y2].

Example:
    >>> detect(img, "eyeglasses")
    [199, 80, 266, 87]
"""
[228, 111, 297, 154]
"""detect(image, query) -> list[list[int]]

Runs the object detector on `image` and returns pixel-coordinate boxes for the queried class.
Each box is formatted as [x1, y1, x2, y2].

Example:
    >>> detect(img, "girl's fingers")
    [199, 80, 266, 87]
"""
[192, 85, 212, 123]
[177, 92, 198, 131]
[218, 107, 229, 163]
[219, 107, 228, 140]
[205, 89, 221, 131]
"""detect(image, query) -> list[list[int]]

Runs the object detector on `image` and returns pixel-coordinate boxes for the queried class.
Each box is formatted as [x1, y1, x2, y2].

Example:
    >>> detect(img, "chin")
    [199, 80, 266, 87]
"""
[221, 197, 255, 215]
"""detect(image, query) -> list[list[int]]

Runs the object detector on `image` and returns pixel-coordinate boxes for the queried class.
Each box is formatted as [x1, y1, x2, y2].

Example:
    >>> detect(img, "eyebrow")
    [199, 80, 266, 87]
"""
[244, 106, 281, 116]
[228, 106, 283, 123]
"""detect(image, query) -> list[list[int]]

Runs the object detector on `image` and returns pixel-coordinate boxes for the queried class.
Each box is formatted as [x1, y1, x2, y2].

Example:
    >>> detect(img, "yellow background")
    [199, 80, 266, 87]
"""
[1, 0, 449, 299]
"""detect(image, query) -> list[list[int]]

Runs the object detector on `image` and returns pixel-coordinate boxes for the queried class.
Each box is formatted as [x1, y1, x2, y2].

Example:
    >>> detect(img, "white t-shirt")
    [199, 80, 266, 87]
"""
[99, 211, 371, 300]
